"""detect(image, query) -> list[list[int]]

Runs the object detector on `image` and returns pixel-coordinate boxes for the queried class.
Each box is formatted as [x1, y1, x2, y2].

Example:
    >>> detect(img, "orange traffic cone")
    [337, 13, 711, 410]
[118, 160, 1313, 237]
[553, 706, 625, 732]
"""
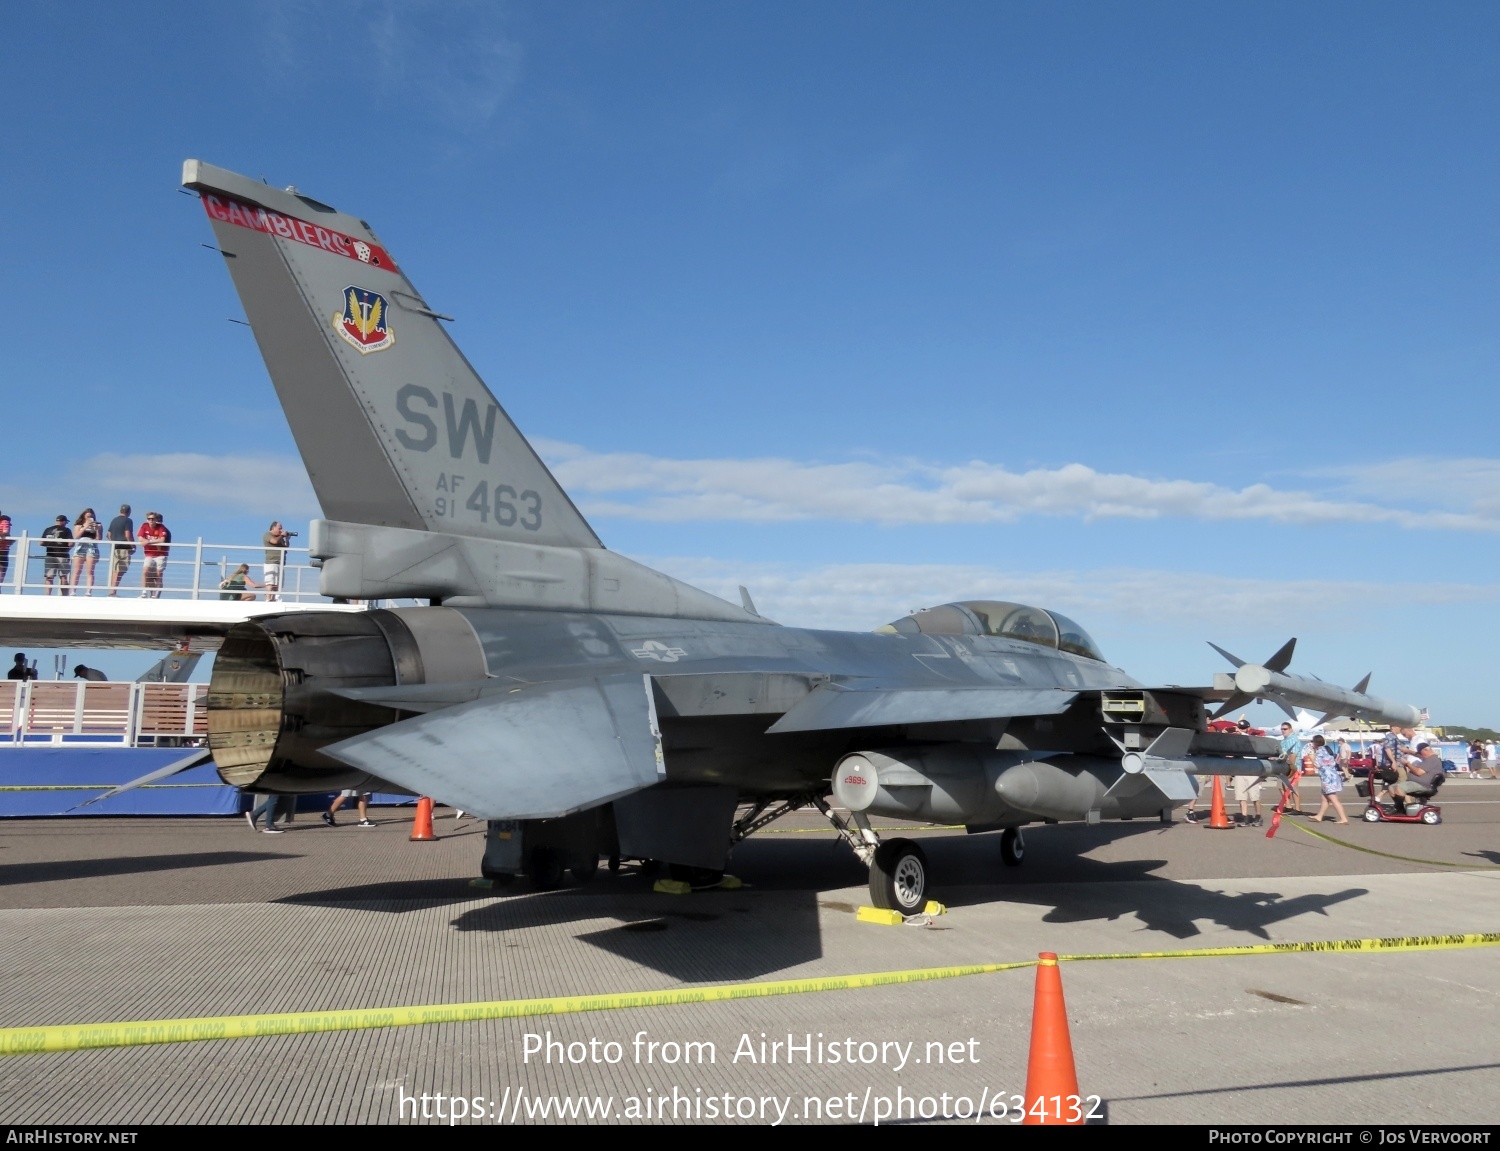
[409, 796, 436, 841]
[1021, 953, 1082, 1125]
[1205, 774, 1235, 829]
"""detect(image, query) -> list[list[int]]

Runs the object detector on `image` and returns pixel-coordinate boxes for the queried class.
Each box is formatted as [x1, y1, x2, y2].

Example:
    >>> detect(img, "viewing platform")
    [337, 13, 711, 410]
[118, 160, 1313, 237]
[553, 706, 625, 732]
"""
[0, 534, 409, 650]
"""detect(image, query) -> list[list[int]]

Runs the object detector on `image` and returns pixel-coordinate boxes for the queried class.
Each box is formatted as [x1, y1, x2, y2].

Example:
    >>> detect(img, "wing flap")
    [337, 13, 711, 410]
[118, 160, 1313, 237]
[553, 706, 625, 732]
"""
[322, 673, 664, 819]
[766, 684, 1077, 734]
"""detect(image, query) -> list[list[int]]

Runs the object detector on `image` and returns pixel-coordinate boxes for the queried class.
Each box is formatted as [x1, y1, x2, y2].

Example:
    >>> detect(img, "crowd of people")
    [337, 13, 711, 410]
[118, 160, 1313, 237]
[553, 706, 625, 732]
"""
[1186, 720, 1476, 826]
[0, 507, 295, 602]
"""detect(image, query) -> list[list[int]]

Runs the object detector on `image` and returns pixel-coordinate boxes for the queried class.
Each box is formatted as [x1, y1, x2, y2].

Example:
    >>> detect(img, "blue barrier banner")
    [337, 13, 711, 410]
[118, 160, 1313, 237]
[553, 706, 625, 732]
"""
[0, 749, 238, 816]
[0, 749, 419, 817]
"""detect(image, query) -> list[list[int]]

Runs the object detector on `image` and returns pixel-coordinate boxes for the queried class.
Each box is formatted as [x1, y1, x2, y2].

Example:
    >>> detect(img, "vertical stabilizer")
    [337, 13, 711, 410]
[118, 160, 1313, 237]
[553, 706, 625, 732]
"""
[182, 160, 601, 550]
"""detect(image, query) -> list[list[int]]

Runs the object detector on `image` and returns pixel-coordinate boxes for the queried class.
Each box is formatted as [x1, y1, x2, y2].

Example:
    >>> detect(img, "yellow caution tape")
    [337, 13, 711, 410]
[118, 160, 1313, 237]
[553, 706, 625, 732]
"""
[3, 932, 1495, 1056]
[1055, 932, 1500, 963]
[762, 825, 962, 834]
[1292, 821, 1500, 869]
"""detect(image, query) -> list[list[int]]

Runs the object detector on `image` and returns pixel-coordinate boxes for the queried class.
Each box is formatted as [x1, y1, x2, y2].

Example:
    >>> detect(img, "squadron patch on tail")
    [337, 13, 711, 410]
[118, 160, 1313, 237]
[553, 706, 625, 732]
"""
[333, 286, 395, 354]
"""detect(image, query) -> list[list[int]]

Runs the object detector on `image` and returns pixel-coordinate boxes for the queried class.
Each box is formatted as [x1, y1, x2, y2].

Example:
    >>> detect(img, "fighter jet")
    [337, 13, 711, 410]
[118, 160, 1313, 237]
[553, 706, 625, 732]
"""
[181, 160, 1417, 912]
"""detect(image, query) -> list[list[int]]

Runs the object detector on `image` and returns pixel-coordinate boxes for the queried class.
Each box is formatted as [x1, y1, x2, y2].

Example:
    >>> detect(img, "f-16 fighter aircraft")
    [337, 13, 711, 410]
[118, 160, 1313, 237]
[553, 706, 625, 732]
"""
[183, 160, 1418, 912]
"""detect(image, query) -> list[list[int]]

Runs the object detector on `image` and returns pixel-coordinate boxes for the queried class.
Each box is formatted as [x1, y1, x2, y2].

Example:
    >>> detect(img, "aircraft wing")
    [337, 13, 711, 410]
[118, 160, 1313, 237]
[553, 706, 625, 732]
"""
[322, 673, 664, 820]
[766, 683, 1077, 733]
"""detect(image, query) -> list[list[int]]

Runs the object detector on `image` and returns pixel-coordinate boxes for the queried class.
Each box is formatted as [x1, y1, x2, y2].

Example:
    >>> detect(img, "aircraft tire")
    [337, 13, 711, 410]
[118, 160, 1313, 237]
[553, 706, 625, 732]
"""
[608, 854, 621, 872]
[526, 848, 566, 891]
[869, 839, 928, 913]
[570, 853, 600, 883]
[1000, 827, 1025, 867]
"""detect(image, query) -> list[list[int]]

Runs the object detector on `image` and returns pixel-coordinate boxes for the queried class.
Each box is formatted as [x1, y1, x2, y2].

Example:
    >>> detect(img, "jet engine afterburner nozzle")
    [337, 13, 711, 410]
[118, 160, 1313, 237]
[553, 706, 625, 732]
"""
[206, 607, 486, 793]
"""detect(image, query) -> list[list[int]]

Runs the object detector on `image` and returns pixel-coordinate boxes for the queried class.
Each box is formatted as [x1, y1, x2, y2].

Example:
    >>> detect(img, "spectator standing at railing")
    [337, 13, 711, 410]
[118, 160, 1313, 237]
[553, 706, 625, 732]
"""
[0, 511, 12, 590]
[137, 512, 171, 598]
[71, 508, 102, 595]
[105, 504, 134, 596]
[7, 653, 36, 681]
[41, 515, 72, 595]
[263, 521, 291, 602]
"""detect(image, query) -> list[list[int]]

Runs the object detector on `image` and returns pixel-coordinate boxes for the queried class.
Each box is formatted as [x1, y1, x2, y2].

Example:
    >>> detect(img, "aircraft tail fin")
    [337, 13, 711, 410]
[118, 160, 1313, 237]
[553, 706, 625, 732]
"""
[182, 160, 600, 550]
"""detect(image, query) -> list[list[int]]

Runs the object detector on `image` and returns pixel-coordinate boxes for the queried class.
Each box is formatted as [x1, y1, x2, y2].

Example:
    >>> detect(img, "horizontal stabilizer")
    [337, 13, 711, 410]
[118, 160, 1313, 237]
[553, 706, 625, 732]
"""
[323, 674, 664, 819]
[71, 749, 212, 809]
[331, 681, 491, 714]
[766, 684, 1076, 734]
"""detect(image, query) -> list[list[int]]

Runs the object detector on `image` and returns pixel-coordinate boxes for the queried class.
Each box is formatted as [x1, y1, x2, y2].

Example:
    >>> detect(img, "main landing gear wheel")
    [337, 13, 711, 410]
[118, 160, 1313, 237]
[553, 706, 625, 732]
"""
[869, 838, 928, 913]
[570, 853, 599, 883]
[1363, 806, 1382, 823]
[1000, 827, 1025, 867]
[526, 848, 566, 891]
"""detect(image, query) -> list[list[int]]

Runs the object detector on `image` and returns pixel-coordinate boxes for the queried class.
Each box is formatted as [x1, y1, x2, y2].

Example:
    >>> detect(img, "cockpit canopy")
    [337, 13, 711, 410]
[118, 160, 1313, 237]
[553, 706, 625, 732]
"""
[875, 600, 1106, 662]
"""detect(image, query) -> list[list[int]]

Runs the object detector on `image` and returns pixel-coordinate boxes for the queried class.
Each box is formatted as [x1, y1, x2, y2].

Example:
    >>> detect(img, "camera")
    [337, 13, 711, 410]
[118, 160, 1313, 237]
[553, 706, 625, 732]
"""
[285, 531, 298, 537]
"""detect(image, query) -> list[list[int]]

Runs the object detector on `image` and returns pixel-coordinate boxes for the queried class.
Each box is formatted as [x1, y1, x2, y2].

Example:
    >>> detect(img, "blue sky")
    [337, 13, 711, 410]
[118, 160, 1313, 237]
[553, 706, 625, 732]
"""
[2, 2, 1497, 721]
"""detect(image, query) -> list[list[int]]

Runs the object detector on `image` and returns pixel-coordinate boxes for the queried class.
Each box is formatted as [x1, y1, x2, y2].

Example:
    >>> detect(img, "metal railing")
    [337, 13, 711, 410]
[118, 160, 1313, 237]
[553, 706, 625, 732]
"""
[1, 533, 324, 603]
[2, 680, 207, 747]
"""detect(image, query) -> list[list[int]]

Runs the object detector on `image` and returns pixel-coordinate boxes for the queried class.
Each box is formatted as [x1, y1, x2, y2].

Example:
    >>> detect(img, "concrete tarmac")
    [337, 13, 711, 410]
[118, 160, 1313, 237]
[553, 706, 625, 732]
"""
[2, 778, 1498, 1125]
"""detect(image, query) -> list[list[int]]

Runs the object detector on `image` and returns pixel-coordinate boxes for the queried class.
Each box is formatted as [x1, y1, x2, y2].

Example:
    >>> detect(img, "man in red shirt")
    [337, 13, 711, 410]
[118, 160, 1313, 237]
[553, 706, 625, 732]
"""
[137, 512, 171, 598]
[0, 512, 12, 590]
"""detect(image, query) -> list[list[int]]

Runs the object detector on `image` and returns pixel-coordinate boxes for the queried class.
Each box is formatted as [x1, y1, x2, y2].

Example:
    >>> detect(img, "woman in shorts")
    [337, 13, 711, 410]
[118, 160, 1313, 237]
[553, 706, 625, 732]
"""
[1309, 734, 1352, 824]
[70, 508, 102, 595]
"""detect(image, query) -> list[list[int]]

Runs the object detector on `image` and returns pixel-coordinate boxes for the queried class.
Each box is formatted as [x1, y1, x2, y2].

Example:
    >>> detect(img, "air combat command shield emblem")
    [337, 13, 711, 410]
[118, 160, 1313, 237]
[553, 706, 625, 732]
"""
[333, 286, 395, 354]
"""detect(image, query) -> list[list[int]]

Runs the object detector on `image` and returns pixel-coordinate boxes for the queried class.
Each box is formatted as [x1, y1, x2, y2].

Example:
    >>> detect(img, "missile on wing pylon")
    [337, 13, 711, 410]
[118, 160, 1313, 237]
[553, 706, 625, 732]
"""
[1209, 639, 1419, 729]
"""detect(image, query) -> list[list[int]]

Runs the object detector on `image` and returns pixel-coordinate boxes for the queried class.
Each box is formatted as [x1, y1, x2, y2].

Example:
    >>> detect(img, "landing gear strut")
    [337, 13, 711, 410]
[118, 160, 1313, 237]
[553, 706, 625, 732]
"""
[809, 796, 930, 912]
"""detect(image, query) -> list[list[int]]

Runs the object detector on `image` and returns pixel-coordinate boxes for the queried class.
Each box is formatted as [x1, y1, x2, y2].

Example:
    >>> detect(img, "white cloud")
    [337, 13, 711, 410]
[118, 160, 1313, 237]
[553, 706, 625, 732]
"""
[642, 555, 1500, 635]
[260, 1, 523, 133]
[537, 440, 1500, 532]
[1316, 458, 1500, 520]
[80, 453, 320, 519]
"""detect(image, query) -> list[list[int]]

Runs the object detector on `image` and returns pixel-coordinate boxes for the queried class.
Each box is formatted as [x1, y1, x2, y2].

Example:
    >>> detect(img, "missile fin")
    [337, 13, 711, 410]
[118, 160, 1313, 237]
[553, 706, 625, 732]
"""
[1144, 726, 1196, 759]
[1275, 699, 1298, 720]
[1208, 642, 1246, 669]
[1264, 638, 1297, 673]
[1211, 691, 1256, 719]
[1352, 673, 1371, 695]
[1311, 710, 1341, 729]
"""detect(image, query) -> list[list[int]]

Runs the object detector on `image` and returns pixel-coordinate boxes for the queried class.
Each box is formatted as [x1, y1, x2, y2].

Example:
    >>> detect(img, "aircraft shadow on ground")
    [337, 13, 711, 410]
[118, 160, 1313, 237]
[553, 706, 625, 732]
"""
[277, 865, 826, 982]
[913, 824, 1370, 941]
[1112, 1060, 1500, 1103]
[280, 844, 845, 982]
[0, 851, 294, 886]
[455, 883, 827, 983]
[1463, 849, 1500, 865]
[277, 821, 1374, 980]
